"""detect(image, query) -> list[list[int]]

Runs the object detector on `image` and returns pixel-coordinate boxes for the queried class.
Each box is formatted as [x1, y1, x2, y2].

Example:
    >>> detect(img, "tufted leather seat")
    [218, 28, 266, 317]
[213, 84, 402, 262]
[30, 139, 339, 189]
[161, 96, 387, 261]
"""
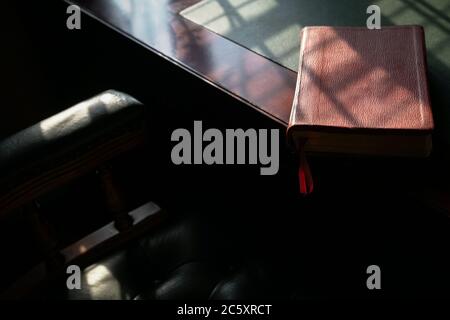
[49, 215, 272, 300]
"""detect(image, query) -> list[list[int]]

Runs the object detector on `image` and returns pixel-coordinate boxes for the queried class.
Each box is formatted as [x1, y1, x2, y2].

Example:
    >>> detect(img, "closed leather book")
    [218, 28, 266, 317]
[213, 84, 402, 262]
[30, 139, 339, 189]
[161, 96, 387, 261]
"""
[287, 26, 434, 193]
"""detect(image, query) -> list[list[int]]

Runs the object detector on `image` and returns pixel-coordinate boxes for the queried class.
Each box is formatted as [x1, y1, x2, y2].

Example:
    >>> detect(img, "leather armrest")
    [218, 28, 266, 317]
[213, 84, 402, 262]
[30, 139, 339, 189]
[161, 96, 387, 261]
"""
[0, 90, 146, 217]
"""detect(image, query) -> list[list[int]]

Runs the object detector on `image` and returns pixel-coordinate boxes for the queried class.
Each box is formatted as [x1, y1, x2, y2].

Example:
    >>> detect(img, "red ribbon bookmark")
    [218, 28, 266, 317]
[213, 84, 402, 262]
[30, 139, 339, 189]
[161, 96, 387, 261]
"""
[298, 140, 313, 195]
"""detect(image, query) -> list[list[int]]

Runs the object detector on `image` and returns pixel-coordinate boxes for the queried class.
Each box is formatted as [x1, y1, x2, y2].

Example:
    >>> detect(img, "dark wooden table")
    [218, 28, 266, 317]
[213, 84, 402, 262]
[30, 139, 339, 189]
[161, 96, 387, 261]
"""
[68, 0, 296, 126]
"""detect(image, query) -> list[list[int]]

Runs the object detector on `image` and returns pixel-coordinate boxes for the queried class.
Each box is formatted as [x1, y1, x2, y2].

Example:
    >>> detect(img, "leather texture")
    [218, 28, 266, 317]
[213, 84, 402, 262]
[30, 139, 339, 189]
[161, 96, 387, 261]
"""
[288, 26, 434, 132]
[0, 90, 144, 188]
[49, 217, 272, 300]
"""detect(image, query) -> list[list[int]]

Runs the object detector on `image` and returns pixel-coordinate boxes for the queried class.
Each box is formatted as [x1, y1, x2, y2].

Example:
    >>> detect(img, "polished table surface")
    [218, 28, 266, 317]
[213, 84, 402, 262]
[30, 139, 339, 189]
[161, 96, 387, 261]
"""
[69, 0, 297, 126]
[69, 0, 450, 146]
[180, 0, 450, 73]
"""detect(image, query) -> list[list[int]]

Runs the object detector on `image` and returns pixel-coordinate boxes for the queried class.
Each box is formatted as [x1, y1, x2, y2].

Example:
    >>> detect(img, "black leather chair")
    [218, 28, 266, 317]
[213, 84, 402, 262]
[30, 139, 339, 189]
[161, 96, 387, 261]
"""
[0, 90, 272, 300]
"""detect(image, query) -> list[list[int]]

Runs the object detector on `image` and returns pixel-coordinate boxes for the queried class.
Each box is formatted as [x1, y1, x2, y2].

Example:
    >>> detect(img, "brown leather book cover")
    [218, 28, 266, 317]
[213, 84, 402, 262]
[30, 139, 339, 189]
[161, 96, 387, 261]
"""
[287, 26, 434, 193]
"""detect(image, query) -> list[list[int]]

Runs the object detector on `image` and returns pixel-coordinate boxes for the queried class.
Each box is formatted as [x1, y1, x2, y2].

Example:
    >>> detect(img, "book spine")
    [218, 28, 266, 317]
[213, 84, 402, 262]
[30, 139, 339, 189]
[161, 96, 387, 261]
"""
[287, 27, 309, 145]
